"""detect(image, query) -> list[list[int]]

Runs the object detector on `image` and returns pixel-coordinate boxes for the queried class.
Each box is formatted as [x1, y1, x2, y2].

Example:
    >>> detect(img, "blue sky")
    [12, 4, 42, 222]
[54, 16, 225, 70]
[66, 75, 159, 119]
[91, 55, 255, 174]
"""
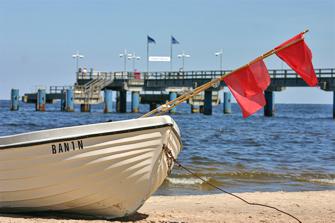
[0, 0, 334, 103]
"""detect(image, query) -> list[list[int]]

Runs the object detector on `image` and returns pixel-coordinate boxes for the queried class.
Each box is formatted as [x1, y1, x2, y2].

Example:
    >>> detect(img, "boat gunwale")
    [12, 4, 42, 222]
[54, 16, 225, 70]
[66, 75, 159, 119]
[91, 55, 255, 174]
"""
[0, 123, 182, 150]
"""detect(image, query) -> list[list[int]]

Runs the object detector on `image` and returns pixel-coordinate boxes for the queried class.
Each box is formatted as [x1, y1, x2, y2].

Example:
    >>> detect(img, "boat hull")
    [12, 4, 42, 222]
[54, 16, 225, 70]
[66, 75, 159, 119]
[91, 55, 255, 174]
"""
[0, 116, 182, 218]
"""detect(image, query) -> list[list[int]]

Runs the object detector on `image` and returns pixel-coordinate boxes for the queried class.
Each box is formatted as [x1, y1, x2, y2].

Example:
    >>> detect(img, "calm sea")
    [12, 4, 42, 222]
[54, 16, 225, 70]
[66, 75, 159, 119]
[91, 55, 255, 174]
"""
[0, 100, 334, 195]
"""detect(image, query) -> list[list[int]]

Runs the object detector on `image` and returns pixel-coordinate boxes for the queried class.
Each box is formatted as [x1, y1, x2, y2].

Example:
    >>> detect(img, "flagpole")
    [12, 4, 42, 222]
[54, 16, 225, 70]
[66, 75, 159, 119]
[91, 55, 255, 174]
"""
[141, 29, 309, 118]
[147, 38, 149, 74]
[170, 37, 173, 71]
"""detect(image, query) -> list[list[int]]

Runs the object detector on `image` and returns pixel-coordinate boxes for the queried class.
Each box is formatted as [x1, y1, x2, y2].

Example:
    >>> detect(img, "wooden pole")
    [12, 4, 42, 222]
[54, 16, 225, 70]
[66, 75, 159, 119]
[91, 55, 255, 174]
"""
[140, 30, 309, 118]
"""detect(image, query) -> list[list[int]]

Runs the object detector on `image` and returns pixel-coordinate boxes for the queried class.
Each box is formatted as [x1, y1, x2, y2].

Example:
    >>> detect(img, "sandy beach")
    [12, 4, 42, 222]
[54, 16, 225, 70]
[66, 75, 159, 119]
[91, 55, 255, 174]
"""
[0, 190, 334, 223]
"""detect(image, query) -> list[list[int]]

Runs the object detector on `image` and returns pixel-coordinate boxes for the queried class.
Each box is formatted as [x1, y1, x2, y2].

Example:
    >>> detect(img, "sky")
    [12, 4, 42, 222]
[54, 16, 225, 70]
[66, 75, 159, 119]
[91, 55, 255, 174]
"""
[0, 0, 334, 103]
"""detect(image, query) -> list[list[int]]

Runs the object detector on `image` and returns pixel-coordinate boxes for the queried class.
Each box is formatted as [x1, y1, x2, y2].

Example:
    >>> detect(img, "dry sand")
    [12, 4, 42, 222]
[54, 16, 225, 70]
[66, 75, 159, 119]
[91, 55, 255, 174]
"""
[0, 190, 334, 223]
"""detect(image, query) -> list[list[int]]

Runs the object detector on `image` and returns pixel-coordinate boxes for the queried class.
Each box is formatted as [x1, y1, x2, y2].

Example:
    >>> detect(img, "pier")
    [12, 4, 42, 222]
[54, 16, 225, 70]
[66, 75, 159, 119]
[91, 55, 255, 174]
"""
[17, 68, 335, 118]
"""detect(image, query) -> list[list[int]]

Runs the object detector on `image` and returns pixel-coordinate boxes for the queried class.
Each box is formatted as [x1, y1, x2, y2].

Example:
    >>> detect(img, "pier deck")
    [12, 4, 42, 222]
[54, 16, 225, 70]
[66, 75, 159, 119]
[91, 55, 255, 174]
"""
[20, 68, 335, 117]
[76, 68, 335, 90]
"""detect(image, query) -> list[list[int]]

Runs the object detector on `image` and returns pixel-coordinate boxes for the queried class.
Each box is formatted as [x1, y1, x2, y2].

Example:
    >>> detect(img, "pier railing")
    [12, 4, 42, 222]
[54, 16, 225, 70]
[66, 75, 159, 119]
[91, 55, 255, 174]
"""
[76, 71, 128, 80]
[49, 86, 73, 94]
[77, 68, 335, 81]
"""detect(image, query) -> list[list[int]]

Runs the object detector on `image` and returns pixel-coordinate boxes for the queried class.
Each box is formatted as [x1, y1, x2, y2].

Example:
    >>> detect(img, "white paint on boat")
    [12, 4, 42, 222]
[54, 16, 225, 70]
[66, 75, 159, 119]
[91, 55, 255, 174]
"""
[0, 116, 182, 218]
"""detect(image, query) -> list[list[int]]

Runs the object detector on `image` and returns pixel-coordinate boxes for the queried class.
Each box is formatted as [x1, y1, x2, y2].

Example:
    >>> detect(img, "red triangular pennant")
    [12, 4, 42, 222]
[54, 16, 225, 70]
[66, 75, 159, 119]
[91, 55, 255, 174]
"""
[223, 60, 270, 118]
[275, 33, 318, 86]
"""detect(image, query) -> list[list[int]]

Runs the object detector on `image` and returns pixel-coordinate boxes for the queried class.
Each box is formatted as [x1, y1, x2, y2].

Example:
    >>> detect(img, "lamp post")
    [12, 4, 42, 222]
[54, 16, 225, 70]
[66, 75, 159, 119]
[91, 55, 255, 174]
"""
[177, 51, 191, 71]
[215, 49, 223, 71]
[119, 49, 132, 73]
[128, 52, 141, 71]
[72, 51, 84, 72]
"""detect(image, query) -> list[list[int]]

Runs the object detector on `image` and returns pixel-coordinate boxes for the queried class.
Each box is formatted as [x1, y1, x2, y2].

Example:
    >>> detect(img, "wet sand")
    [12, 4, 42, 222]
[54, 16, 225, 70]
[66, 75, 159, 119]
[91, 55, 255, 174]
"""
[0, 190, 334, 223]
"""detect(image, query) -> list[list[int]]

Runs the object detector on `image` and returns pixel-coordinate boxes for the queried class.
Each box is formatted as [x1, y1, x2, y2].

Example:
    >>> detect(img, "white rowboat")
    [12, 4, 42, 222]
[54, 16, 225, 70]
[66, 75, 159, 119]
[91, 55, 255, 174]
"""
[0, 115, 182, 218]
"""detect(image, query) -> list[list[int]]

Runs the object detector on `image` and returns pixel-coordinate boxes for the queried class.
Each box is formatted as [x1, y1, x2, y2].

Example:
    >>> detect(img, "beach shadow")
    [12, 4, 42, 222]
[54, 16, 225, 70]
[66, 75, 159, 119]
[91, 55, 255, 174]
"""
[0, 211, 149, 222]
[113, 212, 149, 222]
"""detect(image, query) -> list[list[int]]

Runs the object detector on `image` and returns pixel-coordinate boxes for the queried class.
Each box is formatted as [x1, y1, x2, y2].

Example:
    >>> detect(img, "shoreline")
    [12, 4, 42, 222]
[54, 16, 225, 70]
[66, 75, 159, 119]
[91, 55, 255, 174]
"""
[0, 190, 334, 223]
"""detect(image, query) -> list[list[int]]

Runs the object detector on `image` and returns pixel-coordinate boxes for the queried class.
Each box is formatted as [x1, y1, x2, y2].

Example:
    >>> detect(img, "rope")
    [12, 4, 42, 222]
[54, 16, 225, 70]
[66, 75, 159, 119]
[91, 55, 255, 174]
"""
[162, 145, 302, 223]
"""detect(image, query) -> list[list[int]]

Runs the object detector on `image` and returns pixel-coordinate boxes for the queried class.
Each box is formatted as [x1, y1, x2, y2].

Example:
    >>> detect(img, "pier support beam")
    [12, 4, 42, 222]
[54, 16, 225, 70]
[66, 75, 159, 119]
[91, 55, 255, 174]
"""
[117, 90, 127, 113]
[204, 90, 212, 115]
[223, 91, 232, 114]
[65, 89, 74, 112]
[169, 92, 177, 114]
[80, 104, 91, 112]
[60, 90, 66, 111]
[264, 91, 274, 117]
[36, 89, 46, 112]
[10, 89, 19, 111]
[333, 91, 335, 119]
[104, 89, 113, 113]
[131, 91, 140, 113]
[191, 105, 200, 113]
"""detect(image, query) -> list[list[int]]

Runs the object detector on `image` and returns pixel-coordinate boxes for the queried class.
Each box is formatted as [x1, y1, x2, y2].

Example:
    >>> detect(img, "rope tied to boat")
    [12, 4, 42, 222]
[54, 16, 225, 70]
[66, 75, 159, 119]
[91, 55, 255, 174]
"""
[162, 144, 174, 174]
[162, 145, 302, 223]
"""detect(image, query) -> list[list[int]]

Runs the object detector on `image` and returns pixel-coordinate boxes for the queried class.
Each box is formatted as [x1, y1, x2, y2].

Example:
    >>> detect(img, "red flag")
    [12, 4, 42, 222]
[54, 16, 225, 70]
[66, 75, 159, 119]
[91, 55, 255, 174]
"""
[275, 33, 318, 86]
[223, 60, 270, 118]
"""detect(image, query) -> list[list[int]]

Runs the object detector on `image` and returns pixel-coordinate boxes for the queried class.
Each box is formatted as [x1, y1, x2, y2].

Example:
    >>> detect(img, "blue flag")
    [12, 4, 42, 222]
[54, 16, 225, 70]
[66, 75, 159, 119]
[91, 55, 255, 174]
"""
[171, 36, 179, 44]
[147, 35, 156, 44]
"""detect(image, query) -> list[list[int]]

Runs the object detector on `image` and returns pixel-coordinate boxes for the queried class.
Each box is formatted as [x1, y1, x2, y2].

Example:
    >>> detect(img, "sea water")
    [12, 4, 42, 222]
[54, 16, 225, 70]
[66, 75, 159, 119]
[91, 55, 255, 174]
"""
[0, 100, 334, 195]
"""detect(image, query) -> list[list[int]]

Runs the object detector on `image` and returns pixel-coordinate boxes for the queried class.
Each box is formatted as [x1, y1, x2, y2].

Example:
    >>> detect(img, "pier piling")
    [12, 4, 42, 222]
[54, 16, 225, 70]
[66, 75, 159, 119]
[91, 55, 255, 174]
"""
[60, 90, 66, 111]
[104, 89, 113, 113]
[333, 91, 335, 119]
[199, 105, 204, 113]
[150, 103, 157, 111]
[169, 92, 177, 114]
[264, 91, 274, 117]
[80, 104, 91, 112]
[191, 105, 200, 113]
[131, 91, 140, 113]
[10, 89, 19, 111]
[223, 91, 232, 114]
[65, 89, 74, 112]
[204, 90, 212, 115]
[36, 89, 46, 112]
[117, 90, 127, 113]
